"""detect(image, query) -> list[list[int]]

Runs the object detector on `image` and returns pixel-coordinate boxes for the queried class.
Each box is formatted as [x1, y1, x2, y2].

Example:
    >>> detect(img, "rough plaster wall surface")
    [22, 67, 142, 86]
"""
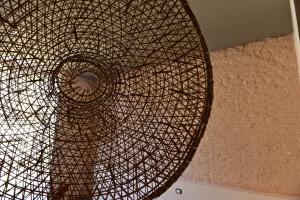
[182, 35, 300, 196]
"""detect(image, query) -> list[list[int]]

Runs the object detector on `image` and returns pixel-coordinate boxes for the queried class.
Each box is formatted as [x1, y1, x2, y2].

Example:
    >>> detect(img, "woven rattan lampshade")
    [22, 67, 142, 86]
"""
[0, 0, 213, 199]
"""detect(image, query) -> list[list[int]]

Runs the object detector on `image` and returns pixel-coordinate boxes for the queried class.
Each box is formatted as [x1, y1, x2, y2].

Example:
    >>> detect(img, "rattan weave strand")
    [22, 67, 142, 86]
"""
[0, 0, 213, 199]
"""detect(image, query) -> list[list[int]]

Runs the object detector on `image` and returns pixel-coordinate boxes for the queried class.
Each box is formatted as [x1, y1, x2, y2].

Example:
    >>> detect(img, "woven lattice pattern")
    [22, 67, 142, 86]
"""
[0, 0, 213, 199]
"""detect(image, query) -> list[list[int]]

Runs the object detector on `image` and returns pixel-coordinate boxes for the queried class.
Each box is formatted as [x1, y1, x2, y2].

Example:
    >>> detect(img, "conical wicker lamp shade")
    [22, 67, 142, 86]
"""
[0, 0, 213, 199]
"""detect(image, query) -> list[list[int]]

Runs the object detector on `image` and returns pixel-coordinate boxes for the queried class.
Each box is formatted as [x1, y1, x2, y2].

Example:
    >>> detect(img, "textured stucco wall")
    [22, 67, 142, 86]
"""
[182, 35, 300, 196]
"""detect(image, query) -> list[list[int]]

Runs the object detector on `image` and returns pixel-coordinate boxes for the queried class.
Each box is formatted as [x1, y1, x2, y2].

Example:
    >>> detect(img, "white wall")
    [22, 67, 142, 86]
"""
[187, 0, 292, 50]
[158, 180, 300, 200]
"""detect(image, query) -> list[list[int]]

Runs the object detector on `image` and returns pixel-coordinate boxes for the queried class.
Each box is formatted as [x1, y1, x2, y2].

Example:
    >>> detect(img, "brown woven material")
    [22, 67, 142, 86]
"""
[0, 0, 213, 199]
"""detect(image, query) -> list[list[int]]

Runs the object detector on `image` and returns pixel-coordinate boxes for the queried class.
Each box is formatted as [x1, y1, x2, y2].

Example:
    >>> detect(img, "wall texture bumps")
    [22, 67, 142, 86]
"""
[182, 34, 300, 196]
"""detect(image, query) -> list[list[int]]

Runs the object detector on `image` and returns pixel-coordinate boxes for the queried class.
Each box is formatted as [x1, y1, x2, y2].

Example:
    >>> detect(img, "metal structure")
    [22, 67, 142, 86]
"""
[0, 0, 213, 199]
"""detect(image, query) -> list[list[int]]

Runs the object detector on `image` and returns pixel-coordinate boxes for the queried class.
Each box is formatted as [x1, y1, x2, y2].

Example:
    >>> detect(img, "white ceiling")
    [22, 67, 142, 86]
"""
[187, 0, 293, 50]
